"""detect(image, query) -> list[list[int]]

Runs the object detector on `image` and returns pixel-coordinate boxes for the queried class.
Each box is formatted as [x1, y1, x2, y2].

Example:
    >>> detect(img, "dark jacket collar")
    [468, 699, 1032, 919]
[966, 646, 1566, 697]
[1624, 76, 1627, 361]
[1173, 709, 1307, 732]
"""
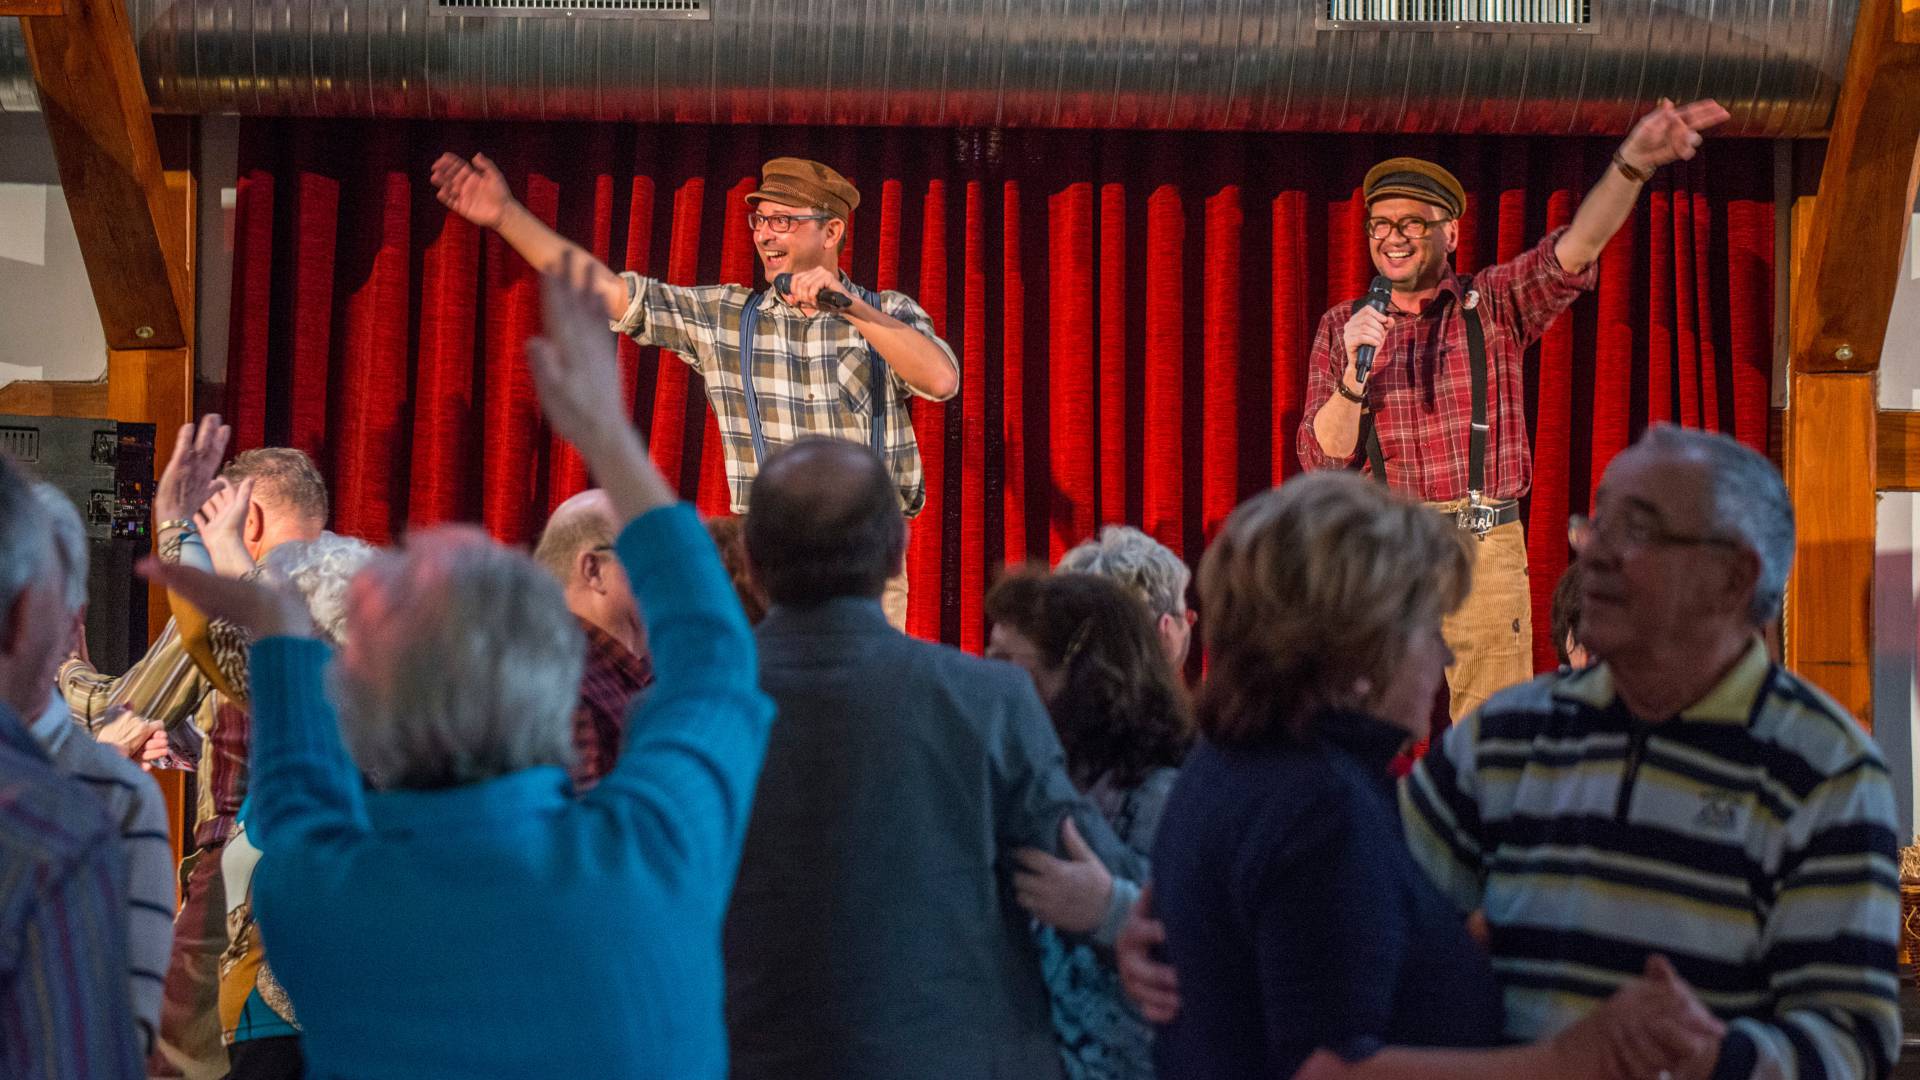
[1307, 706, 1414, 779]
[757, 596, 894, 638]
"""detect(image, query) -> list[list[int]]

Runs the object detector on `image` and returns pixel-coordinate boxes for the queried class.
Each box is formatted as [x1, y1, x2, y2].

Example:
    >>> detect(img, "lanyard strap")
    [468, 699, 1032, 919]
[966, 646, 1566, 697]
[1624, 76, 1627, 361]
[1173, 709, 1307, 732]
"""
[736, 286, 889, 468]
[1352, 291, 1488, 494]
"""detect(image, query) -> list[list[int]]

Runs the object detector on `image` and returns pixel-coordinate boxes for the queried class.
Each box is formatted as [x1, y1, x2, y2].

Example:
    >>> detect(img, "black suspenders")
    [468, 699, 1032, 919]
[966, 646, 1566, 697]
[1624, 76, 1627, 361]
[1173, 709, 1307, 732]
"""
[1353, 287, 1488, 495]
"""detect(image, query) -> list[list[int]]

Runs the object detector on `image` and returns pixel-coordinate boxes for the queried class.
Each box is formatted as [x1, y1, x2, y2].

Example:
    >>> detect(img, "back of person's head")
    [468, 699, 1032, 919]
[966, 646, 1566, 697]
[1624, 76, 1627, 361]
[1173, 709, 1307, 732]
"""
[331, 525, 583, 790]
[1196, 472, 1471, 747]
[1639, 425, 1793, 626]
[264, 533, 376, 646]
[706, 516, 768, 624]
[0, 455, 59, 715]
[985, 568, 1190, 787]
[533, 490, 619, 586]
[1056, 525, 1191, 624]
[31, 484, 88, 616]
[745, 438, 904, 609]
[224, 447, 329, 529]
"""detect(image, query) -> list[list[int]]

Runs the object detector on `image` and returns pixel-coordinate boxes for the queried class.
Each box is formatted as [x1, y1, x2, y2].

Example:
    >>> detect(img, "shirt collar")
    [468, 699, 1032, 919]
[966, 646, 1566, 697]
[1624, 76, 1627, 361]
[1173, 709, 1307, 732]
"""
[0, 698, 46, 762]
[1309, 706, 1415, 776]
[1551, 637, 1771, 726]
[26, 686, 75, 757]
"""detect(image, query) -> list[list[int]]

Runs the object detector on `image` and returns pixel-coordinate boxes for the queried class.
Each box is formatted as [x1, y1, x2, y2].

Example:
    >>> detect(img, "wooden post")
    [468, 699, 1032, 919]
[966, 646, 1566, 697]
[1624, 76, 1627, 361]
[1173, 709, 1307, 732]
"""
[1782, 0, 1920, 725]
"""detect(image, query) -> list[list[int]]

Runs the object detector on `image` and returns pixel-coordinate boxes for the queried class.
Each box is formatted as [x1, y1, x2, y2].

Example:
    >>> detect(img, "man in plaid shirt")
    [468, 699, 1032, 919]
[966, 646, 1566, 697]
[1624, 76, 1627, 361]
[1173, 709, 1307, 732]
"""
[431, 153, 961, 630]
[1297, 98, 1729, 721]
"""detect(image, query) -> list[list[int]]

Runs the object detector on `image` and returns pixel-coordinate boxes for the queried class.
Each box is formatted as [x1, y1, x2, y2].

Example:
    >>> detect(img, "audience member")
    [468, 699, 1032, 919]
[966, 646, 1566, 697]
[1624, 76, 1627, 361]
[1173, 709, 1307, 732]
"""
[200, 532, 374, 1080]
[147, 254, 773, 1078]
[26, 483, 175, 1053]
[1549, 560, 1591, 668]
[705, 515, 768, 624]
[1057, 526, 1195, 668]
[535, 488, 657, 788]
[1121, 428, 1899, 1079]
[987, 568, 1191, 1080]
[725, 437, 1147, 1080]
[1400, 424, 1901, 1077]
[0, 453, 142, 1079]
[1146, 471, 1721, 1080]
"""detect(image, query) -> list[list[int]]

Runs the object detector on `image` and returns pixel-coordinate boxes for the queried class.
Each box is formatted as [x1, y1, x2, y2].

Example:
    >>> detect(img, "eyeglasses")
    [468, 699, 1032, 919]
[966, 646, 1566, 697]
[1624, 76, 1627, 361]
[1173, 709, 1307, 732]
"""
[1364, 215, 1451, 241]
[1567, 512, 1743, 555]
[748, 212, 832, 234]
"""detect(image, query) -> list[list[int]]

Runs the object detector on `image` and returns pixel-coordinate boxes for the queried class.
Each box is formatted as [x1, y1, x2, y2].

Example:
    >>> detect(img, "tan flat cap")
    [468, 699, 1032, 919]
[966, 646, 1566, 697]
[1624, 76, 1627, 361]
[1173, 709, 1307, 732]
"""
[1363, 157, 1466, 219]
[746, 157, 860, 221]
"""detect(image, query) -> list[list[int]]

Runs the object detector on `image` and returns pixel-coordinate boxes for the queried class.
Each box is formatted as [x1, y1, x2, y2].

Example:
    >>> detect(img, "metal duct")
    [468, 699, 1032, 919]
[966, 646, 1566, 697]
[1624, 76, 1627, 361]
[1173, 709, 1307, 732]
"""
[0, 0, 1852, 135]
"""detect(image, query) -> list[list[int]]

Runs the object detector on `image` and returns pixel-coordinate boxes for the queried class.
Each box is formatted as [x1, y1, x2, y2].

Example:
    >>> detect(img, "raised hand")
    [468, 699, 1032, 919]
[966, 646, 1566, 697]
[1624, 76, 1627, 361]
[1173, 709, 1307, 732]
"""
[154, 415, 231, 526]
[1012, 816, 1116, 934]
[1619, 99, 1731, 171]
[429, 152, 515, 230]
[195, 477, 256, 579]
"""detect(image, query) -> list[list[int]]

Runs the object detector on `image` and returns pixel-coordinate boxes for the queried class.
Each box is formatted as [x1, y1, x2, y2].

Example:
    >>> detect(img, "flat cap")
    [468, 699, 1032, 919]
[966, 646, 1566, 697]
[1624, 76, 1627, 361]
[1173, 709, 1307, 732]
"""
[1363, 157, 1465, 219]
[746, 157, 860, 221]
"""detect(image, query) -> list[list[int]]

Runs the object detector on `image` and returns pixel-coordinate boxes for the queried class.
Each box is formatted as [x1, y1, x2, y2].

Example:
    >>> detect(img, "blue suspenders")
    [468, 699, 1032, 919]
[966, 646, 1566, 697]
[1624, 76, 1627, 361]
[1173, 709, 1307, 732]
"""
[735, 286, 889, 466]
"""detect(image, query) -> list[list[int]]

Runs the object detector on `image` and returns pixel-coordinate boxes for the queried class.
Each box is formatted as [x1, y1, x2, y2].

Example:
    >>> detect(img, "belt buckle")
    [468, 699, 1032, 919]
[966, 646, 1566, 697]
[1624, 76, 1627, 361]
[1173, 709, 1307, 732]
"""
[1456, 491, 1495, 539]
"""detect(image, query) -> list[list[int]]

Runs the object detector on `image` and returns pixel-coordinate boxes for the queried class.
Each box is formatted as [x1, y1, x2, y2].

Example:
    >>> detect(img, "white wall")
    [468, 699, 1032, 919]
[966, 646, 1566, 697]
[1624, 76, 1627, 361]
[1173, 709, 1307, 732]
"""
[0, 111, 107, 385]
[1872, 182, 1920, 840]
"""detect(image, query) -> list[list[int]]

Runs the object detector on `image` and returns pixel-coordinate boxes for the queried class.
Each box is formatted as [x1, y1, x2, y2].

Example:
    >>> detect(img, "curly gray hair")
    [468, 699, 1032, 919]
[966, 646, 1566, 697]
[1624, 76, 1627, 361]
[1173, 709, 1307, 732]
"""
[263, 533, 376, 645]
[1057, 525, 1191, 622]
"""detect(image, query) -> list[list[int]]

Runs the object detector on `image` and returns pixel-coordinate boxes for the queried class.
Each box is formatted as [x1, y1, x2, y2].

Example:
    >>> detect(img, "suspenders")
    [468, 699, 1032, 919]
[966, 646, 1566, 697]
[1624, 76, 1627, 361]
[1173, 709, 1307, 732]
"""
[1352, 287, 1491, 528]
[736, 285, 890, 467]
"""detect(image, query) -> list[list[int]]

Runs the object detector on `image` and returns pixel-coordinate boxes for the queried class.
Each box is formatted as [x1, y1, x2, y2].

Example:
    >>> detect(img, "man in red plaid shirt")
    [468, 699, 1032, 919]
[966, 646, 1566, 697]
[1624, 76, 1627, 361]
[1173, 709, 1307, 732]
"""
[1298, 98, 1729, 721]
[535, 489, 655, 788]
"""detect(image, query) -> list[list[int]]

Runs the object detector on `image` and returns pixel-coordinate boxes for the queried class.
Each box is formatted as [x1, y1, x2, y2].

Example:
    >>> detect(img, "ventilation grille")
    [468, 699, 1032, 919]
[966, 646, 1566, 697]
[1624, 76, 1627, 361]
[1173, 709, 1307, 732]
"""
[0, 427, 39, 463]
[1325, 0, 1589, 24]
[433, 0, 704, 18]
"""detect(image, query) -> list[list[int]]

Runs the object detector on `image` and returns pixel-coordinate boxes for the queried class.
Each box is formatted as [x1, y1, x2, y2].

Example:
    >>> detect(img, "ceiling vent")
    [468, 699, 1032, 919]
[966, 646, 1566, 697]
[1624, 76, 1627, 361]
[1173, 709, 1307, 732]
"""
[1323, 0, 1591, 30]
[432, 0, 705, 19]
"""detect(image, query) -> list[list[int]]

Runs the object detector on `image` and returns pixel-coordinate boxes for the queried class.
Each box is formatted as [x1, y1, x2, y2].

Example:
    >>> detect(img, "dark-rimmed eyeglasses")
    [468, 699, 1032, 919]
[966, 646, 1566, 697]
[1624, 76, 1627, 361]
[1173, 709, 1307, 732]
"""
[1567, 513, 1743, 554]
[1364, 215, 1451, 241]
[748, 212, 832, 234]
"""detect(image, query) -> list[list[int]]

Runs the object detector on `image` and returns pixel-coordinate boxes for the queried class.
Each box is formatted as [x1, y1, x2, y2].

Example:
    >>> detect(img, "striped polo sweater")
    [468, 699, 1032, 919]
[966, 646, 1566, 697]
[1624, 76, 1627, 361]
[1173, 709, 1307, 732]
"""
[1402, 639, 1901, 1079]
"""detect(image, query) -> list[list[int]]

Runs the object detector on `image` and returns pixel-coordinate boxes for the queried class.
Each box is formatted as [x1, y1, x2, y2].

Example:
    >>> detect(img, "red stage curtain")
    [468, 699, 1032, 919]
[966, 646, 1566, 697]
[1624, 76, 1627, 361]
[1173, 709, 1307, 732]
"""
[226, 120, 1774, 667]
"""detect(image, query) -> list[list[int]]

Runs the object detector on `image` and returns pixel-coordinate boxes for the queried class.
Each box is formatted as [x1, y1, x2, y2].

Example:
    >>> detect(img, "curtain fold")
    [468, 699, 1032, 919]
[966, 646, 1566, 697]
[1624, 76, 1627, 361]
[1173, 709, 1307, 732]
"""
[227, 120, 1775, 668]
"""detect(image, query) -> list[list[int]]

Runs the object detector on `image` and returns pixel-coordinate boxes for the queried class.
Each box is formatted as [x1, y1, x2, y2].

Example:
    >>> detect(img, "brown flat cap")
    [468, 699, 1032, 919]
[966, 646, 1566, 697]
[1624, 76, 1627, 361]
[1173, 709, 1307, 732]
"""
[1363, 157, 1466, 219]
[746, 157, 860, 221]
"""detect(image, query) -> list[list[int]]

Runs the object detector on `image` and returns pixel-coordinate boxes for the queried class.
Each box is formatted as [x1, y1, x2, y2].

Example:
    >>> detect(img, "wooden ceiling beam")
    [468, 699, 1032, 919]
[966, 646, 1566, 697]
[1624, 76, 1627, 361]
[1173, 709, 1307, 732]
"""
[19, 0, 188, 350]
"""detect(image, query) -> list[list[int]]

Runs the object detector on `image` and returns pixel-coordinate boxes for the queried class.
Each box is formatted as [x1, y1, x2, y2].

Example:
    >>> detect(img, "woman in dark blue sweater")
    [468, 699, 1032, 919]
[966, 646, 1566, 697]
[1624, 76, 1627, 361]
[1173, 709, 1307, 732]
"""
[1149, 472, 1720, 1080]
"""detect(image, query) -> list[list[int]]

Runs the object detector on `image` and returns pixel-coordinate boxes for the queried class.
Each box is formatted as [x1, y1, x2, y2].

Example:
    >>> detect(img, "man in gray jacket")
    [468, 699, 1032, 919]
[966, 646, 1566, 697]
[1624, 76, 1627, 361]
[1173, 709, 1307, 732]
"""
[726, 437, 1146, 1079]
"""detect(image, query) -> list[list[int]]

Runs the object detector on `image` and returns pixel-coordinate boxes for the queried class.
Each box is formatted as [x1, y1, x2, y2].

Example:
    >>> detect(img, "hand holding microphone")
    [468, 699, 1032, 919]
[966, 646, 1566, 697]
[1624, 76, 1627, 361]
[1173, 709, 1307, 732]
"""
[774, 270, 854, 313]
[1345, 275, 1394, 386]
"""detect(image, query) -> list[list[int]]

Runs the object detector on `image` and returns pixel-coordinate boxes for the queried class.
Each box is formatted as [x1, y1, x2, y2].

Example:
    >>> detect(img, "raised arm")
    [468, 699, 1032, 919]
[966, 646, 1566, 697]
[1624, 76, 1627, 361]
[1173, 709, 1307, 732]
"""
[430, 152, 629, 321]
[534, 254, 773, 884]
[1555, 99, 1729, 274]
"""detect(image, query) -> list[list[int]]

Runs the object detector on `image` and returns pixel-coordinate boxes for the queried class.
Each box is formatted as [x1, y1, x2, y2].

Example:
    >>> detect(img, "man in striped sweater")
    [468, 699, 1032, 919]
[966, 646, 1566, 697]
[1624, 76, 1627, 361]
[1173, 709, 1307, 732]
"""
[1403, 424, 1900, 1078]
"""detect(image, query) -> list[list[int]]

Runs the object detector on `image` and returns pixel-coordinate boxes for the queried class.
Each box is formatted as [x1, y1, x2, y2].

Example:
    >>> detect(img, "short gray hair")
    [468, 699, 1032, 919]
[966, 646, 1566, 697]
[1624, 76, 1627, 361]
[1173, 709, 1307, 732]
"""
[224, 447, 329, 527]
[1641, 425, 1794, 626]
[263, 533, 376, 645]
[330, 525, 583, 790]
[1057, 525, 1191, 622]
[31, 484, 88, 615]
[0, 458, 56, 620]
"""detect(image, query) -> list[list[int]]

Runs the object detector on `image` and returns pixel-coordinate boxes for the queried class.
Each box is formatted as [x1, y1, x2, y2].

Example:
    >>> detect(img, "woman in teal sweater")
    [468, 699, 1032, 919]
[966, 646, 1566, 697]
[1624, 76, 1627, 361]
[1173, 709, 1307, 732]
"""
[149, 261, 774, 1080]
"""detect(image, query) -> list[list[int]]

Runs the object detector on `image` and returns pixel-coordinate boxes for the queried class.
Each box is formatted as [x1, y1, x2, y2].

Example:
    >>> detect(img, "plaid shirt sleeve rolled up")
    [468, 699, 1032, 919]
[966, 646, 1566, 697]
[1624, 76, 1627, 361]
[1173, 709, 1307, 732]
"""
[1296, 226, 1598, 502]
[612, 271, 959, 518]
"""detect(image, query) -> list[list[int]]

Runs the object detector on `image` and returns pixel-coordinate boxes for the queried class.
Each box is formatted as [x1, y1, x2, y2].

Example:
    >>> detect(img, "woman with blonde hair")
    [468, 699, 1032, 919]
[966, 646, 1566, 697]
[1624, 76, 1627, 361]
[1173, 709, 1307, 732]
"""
[1147, 471, 1722, 1080]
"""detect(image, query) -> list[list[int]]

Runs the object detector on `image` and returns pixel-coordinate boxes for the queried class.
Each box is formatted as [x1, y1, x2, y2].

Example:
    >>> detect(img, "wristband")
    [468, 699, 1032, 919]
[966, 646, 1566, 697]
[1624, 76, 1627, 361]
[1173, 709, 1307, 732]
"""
[156, 518, 196, 535]
[1611, 150, 1654, 184]
[1335, 379, 1367, 404]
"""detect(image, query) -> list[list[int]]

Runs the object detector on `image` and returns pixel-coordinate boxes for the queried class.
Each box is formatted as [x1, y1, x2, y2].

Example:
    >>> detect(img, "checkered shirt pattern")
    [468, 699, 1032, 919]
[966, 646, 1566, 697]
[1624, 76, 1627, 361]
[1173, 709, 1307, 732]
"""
[613, 272, 958, 517]
[1297, 227, 1597, 502]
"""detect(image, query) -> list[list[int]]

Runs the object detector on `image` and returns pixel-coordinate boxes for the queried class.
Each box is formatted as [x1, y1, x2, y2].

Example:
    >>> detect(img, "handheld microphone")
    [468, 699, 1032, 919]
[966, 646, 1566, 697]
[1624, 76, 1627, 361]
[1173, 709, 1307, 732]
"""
[1352, 275, 1393, 384]
[773, 272, 854, 312]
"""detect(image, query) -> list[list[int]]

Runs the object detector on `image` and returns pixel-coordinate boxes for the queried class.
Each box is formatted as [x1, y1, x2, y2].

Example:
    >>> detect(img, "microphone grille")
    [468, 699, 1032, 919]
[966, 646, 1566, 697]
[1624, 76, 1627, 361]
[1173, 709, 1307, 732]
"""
[773, 272, 793, 294]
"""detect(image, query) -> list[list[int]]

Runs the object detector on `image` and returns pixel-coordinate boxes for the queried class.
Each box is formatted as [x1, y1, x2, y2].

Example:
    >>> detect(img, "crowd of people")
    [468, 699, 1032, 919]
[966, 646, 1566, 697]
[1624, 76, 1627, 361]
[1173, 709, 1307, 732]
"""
[2, 93, 1901, 1080]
